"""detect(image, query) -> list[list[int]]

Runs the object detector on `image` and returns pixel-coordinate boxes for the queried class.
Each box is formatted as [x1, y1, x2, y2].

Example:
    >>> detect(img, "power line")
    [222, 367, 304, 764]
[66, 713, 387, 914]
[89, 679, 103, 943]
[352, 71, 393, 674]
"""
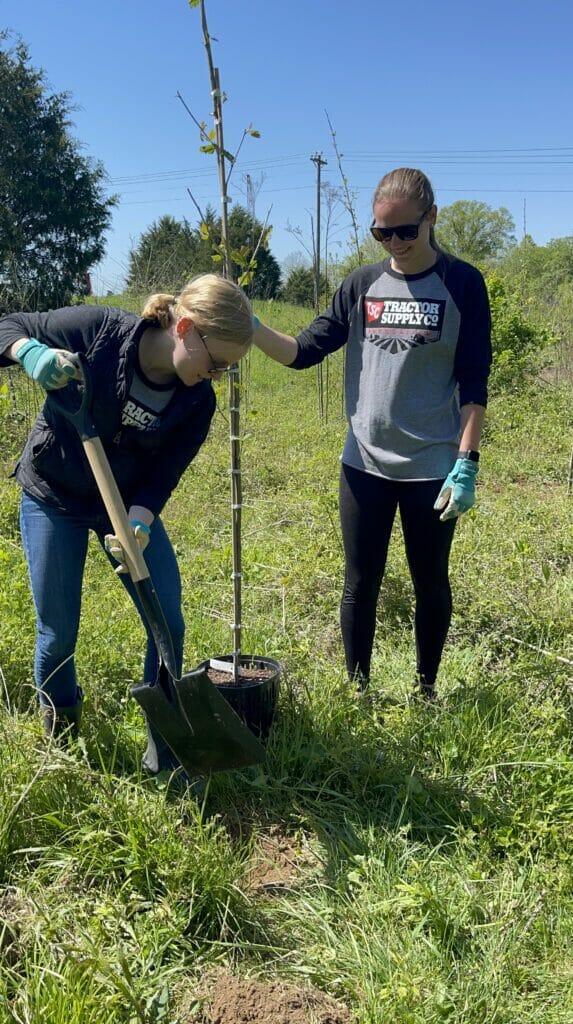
[112, 186, 573, 208]
[352, 186, 573, 194]
[107, 146, 573, 186]
[108, 156, 308, 185]
[344, 146, 573, 155]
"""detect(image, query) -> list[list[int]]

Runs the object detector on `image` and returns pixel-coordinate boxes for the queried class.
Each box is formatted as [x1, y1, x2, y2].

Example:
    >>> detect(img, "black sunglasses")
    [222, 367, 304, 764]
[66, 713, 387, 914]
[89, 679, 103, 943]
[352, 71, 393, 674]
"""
[370, 208, 431, 243]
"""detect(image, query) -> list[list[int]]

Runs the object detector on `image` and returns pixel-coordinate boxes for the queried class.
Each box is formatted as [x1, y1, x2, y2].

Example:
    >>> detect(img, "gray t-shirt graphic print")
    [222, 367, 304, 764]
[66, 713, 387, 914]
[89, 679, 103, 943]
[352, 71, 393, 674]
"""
[292, 255, 492, 482]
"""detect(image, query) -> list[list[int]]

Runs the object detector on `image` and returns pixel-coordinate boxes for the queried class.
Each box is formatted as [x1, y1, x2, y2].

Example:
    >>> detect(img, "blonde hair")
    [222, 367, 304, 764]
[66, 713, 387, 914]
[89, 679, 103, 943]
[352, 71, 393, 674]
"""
[373, 167, 443, 254]
[141, 273, 253, 352]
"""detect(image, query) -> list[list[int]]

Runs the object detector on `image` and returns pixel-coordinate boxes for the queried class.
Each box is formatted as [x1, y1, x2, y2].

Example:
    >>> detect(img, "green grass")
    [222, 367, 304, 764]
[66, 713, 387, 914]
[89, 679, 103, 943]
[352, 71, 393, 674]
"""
[0, 304, 572, 1022]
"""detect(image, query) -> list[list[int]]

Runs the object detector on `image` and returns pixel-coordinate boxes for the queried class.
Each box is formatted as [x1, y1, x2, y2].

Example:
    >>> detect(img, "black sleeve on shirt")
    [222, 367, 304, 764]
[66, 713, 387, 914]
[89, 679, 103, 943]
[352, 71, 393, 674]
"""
[447, 260, 492, 407]
[0, 306, 111, 365]
[290, 264, 383, 370]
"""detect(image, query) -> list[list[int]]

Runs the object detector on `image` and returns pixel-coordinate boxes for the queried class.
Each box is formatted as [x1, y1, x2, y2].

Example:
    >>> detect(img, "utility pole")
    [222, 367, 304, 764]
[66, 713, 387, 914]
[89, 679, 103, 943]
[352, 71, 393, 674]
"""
[310, 152, 327, 314]
[310, 152, 328, 421]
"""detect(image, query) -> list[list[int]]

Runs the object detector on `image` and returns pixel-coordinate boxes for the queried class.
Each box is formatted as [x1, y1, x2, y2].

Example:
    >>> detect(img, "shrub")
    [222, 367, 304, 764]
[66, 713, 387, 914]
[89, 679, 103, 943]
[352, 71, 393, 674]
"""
[486, 271, 556, 394]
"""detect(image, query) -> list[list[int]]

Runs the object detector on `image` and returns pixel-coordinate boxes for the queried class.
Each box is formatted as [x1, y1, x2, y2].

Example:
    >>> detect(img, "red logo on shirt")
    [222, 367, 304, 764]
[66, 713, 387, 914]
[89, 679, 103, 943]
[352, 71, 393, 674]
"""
[365, 300, 384, 322]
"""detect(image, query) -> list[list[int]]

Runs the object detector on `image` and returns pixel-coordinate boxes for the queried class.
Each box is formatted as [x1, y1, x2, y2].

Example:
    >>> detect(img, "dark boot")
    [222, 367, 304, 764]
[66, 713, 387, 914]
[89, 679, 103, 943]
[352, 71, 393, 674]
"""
[142, 715, 181, 774]
[142, 716, 204, 797]
[414, 674, 437, 702]
[42, 688, 83, 741]
[350, 669, 370, 695]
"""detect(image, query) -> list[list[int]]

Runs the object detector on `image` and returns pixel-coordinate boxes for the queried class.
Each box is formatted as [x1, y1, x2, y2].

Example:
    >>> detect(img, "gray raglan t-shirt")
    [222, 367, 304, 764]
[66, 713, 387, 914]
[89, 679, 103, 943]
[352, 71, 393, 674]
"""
[291, 255, 492, 481]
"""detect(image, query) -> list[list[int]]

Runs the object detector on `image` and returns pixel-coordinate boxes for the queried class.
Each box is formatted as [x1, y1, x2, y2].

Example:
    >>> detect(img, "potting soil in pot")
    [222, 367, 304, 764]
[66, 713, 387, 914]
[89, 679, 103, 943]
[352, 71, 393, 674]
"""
[206, 665, 275, 685]
[202, 655, 281, 740]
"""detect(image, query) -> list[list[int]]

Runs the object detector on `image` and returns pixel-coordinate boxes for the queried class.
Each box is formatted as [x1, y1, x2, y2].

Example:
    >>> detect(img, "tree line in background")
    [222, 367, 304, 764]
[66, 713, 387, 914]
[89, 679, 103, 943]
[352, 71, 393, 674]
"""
[126, 207, 281, 300]
[1, 28, 572, 392]
[126, 200, 571, 395]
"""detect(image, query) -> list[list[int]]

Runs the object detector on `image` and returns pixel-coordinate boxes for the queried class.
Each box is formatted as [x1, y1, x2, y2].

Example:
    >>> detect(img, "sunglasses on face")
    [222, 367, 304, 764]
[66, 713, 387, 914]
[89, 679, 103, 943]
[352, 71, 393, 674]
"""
[195, 327, 230, 375]
[370, 208, 431, 243]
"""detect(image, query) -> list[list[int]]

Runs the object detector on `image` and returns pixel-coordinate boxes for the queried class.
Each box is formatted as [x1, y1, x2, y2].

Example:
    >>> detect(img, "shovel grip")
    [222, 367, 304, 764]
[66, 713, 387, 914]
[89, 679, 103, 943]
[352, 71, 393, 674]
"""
[82, 436, 149, 583]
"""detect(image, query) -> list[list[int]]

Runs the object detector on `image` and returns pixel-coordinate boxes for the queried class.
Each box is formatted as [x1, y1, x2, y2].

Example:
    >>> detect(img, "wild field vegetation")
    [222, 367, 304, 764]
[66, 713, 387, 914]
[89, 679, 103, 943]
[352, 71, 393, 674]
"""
[0, 299, 571, 1023]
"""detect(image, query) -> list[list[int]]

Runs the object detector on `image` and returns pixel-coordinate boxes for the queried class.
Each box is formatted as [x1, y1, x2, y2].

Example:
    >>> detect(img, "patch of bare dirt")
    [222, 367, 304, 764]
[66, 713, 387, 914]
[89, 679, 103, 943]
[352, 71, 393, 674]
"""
[180, 969, 351, 1024]
[247, 826, 318, 894]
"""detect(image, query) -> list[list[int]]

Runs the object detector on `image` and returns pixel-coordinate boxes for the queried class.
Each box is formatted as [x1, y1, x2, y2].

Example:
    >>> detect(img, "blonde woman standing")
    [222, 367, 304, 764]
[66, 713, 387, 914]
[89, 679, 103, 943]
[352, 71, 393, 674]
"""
[0, 274, 253, 770]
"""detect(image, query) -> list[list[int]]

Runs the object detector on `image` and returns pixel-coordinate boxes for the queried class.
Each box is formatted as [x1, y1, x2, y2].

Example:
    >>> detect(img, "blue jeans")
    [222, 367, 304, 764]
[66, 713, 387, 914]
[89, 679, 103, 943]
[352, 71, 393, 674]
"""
[20, 492, 184, 710]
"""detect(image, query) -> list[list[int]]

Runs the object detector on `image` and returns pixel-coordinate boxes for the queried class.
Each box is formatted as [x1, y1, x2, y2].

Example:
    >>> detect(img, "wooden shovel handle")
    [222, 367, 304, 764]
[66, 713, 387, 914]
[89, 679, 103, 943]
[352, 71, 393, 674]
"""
[83, 436, 179, 678]
[82, 436, 150, 583]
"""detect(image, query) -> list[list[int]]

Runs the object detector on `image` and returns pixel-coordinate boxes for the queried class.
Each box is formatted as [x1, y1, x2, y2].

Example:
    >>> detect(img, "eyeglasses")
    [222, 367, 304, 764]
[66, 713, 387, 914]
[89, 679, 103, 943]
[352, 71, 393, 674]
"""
[370, 208, 431, 243]
[195, 328, 230, 376]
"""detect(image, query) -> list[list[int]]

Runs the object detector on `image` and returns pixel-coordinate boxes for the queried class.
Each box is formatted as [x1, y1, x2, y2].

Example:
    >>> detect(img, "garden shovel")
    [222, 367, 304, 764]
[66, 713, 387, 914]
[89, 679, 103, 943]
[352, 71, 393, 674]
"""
[47, 355, 266, 773]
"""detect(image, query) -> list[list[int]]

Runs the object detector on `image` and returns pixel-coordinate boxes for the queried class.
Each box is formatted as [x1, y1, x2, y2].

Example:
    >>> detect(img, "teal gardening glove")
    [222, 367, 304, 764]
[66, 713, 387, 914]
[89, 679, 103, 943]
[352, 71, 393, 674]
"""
[16, 338, 76, 390]
[434, 457, 479, 522]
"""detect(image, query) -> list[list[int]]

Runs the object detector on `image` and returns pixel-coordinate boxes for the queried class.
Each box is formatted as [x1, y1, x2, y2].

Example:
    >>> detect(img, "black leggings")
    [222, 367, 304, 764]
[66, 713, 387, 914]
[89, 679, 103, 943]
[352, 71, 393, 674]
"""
[339, 463, 456, 686]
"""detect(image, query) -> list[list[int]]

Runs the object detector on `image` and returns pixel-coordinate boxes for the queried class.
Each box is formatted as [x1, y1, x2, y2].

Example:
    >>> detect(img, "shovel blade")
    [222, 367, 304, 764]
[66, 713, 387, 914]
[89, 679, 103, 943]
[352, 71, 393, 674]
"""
[173, 666, 267, 771]
[131, 666, 266, 775]
[131, 676, 204, 780]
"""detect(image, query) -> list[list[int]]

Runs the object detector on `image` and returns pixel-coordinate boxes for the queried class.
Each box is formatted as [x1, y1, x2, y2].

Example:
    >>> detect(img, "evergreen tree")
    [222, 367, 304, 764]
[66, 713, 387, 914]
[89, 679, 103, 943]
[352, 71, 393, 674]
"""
[226, 206, 281, 298]
[280, 267, 329, 307]
[127, 204, 281, 298]
[126, 215, 204, 293]
[0, 34, 115, 311]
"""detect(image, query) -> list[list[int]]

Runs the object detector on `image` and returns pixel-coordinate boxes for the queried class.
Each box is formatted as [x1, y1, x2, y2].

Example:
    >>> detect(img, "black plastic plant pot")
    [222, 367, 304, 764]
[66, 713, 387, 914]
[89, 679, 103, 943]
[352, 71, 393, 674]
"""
[198, 654, 281, 741]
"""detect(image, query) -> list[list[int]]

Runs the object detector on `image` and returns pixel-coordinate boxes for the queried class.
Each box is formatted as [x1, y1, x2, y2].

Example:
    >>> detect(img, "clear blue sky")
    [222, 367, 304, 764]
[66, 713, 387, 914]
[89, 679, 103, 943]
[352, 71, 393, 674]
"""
[2, 0, 572, 294]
